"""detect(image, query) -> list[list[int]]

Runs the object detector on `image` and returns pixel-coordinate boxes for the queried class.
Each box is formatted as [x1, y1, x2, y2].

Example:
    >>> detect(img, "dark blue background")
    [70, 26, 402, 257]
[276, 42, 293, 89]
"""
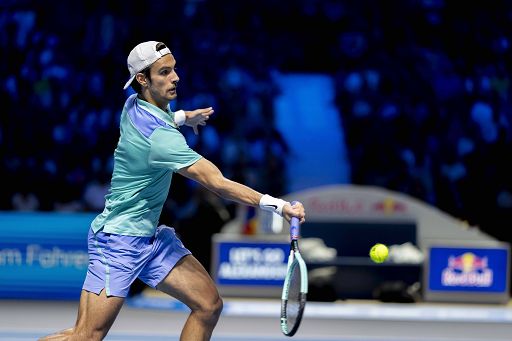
[2, 0, 512, 275]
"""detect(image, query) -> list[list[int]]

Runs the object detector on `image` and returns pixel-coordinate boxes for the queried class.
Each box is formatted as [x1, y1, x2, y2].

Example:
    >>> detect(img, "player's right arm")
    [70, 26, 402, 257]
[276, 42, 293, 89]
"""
[177, 158, 305, 222]
[178, 157, 263, 207]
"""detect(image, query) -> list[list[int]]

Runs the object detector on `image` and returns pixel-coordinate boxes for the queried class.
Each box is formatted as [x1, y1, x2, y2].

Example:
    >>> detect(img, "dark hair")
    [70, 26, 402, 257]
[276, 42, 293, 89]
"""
[130, 67, 151, 94]
[130, 42, 169, 94]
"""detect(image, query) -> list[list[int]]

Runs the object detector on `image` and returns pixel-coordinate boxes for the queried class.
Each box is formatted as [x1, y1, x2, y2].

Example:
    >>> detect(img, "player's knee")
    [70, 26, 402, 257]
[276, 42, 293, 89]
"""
[206, 294, 223, 319]
[212, 294, 223, 317]
[195, 294, 223, 322]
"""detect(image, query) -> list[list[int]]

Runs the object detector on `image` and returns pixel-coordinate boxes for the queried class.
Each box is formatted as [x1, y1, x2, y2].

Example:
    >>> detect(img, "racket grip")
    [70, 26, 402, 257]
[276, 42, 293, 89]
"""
[290, 200, 301, 240]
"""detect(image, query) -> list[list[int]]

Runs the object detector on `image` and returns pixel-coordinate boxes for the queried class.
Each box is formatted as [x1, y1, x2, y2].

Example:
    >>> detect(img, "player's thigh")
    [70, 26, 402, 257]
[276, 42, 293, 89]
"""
[75, 289, 125, 338]
[156, 255, 221, 311]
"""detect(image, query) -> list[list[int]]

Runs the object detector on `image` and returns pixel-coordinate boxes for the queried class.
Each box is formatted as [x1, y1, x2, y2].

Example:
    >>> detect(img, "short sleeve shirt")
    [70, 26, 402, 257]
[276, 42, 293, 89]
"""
[91, 94, 201, 236]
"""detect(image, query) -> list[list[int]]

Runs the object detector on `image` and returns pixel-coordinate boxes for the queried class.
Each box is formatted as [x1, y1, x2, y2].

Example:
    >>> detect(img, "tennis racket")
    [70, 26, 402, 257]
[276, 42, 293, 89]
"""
[280, 201, 308, 337]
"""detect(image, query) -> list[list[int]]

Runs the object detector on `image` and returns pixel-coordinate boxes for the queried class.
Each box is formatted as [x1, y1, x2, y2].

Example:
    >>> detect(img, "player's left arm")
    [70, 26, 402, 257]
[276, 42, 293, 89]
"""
[177, 157, 305, 222]
[174, 107, 214, 134]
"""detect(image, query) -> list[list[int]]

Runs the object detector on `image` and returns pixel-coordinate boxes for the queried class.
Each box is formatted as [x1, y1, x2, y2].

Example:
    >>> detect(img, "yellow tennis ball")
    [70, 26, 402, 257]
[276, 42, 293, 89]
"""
[369, 243, 388, 263]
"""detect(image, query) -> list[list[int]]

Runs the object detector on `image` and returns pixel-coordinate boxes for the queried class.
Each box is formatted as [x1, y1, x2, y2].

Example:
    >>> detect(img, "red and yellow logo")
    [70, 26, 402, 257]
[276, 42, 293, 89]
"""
[442, 252, 492, 287]
[373, 197, 406, 214]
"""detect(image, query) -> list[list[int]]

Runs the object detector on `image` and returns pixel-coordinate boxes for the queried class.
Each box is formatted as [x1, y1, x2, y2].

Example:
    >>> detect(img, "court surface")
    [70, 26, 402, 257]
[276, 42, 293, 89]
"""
[1, 295, 512, 341]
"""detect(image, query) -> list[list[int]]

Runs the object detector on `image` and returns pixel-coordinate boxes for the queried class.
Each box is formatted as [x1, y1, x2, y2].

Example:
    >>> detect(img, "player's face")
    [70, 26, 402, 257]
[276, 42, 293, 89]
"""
[146, 54, 180, 108]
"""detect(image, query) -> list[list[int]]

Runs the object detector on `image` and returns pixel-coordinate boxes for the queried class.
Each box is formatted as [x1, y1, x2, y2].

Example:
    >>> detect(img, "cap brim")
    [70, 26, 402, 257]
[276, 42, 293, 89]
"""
[123, 75, 136, 90]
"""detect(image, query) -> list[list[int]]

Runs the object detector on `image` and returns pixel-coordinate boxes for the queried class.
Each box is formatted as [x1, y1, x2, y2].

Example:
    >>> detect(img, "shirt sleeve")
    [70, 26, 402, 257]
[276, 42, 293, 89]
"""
[148, 126, 202, 171]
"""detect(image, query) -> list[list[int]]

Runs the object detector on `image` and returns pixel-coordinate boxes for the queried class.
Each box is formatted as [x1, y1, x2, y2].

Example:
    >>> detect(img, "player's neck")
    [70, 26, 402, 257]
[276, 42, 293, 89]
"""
[138, 93, 169, 112]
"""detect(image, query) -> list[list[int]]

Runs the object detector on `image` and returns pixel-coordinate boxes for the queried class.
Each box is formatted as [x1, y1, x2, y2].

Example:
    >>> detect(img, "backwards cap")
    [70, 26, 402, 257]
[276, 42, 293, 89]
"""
[123, 41, 171, 90]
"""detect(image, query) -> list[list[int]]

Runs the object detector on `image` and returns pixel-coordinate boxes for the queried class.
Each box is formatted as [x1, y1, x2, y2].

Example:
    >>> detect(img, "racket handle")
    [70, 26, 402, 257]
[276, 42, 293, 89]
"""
[290, 200, 301, 240]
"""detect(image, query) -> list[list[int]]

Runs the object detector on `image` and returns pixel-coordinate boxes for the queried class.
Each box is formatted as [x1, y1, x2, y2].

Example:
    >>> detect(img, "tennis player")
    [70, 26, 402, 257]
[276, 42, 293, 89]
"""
[39, 41, 305, 341]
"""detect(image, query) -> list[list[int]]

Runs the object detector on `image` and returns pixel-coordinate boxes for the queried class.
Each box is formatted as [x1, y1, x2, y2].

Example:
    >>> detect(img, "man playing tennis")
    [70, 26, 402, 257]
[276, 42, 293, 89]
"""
[39, 41, 305, 341]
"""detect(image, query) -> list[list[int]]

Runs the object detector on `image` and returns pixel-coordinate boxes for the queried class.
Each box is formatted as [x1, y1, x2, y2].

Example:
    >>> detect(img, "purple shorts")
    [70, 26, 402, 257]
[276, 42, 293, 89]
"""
[83, 225, 191, 297]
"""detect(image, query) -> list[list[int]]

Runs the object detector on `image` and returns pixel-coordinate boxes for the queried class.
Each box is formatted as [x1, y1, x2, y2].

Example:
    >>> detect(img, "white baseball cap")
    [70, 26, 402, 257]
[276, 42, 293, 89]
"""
[123, 41, 171, 90]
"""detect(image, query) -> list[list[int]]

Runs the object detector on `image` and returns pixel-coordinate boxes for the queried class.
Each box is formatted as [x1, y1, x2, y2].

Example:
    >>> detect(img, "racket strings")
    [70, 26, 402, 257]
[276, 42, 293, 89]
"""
[285, 262, 302, 330]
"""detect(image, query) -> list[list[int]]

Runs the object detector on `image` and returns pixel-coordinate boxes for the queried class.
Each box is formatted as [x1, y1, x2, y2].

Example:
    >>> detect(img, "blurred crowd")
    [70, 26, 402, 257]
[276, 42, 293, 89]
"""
[331, 0, 512, 242]
[0, 0, 289, 216]
[2, 0, 512, 245]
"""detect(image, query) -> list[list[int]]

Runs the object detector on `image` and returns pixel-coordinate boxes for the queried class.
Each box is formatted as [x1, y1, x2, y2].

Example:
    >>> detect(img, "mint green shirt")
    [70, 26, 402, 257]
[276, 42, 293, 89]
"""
[91, 94, 202, 236]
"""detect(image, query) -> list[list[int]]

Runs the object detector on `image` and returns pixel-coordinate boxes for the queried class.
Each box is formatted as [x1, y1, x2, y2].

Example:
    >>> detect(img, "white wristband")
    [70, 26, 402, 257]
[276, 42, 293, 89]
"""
[174, 110, 186, 126]
[259, 194, 289, 216]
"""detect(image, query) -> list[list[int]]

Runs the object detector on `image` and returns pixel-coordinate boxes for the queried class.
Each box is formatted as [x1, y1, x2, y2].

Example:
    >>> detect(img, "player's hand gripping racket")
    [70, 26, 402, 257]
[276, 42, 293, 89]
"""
[280, 201, 308, 337]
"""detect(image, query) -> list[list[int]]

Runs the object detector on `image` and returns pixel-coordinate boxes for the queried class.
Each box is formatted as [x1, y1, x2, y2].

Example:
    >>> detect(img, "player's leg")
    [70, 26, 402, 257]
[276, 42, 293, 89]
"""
[37, 328, 73, 340]
[156, 255, 223, 341]
[38, 289, 124, 341]
[71, 289, 125, 340]
[139, 225, 223, 340]
[39, 229, 136, 341]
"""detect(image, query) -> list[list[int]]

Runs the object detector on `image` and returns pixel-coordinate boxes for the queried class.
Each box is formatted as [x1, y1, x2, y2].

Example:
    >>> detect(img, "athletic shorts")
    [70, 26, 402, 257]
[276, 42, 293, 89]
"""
[82, 225, 191, 297]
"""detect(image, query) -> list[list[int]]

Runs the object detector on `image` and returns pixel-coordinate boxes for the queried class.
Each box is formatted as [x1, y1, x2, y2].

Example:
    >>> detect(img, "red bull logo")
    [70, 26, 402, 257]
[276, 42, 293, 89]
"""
[441, 252, 493, 287]
[373, 197, 406, 215]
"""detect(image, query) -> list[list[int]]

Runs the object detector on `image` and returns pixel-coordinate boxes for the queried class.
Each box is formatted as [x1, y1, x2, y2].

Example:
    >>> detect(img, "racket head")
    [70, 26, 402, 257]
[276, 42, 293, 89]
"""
[280, 246, 308, 337]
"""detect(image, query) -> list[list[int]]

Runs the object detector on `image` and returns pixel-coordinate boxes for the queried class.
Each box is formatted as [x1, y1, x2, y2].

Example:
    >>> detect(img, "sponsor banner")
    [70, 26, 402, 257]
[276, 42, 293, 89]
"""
[281, 185, 413, 219]
[0, 212, 95, 299]
[428, 246, 509, 293]
[214, 240, 289, 286]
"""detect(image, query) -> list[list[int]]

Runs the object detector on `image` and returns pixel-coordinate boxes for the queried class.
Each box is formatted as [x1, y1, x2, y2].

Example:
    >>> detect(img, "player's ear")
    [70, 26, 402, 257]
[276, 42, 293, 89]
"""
[136, 73, 148, 87]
